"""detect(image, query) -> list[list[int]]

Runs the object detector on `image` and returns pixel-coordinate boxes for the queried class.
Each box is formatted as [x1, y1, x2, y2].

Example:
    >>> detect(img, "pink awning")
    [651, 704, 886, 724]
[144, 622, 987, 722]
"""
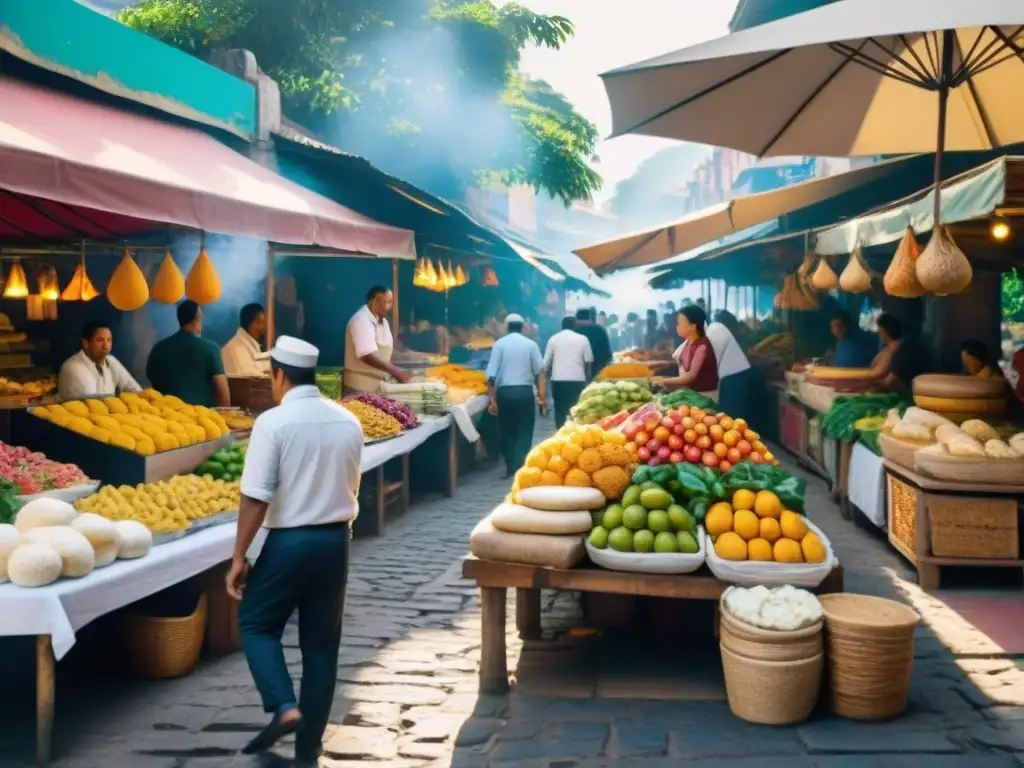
[0, 76, 416, 258]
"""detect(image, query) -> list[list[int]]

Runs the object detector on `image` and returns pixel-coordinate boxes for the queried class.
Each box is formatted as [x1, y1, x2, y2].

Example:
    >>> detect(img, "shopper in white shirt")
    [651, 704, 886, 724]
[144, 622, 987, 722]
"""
[707, 311, 763, 426]
[57, 321, 142, 400]
[543, 316, 594, 427]
[344, 286, 410, 392]
[221, 303, 269, 377]
[227, 336, 363, 764]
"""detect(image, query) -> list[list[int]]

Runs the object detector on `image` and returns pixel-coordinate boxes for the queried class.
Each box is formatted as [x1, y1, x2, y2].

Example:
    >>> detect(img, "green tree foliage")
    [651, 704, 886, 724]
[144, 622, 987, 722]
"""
[117, 0, 600, 203]
[1002, 268, 1024, 322]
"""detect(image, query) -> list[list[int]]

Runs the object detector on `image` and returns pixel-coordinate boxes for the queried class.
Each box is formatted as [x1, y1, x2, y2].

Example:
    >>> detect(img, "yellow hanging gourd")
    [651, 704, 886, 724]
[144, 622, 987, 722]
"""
[838, 246, 872, 293]
[151, 251, 185, 304]
[810, 257, 838, 291]
[106, 250, 149, 311]
[883, 227, 925, 298]
[185, 248, 222, 305]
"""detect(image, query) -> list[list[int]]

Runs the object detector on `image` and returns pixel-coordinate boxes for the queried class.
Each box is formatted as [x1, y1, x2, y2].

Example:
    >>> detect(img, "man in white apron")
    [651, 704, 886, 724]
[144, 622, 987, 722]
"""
[344, 286, 410, 393]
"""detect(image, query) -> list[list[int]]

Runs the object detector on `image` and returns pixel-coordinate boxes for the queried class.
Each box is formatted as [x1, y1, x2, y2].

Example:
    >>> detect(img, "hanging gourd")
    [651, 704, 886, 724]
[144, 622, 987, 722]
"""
[106, 248, 149, 311]
[838, 246, 872, 294]
[36, 266, 60, 300]
[810, 257, 839, 291]
[185, 245, 222, 305]
[3, 260, 29, 299]
[883, 227, 925, 298]
[150, 250, 186, 304]
[915, 225, 972, 296]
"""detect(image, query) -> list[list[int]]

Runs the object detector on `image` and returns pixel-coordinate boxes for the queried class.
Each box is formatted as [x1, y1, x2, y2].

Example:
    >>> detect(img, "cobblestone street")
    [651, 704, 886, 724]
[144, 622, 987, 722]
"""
[6, 416, 1024, 768]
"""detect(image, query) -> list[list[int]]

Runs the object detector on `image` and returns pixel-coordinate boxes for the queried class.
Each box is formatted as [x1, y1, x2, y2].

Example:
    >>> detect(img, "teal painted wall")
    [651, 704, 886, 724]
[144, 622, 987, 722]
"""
[0, 0, 256, 138]
[730, 0, 840, 32]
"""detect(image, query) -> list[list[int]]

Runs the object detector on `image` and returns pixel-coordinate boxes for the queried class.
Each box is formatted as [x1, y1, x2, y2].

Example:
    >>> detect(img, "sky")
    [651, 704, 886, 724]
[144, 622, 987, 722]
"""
[518, 0, 739, 200]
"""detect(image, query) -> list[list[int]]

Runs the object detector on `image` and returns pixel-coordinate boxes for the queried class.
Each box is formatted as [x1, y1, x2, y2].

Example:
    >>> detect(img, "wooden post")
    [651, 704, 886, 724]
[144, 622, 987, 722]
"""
[445, 424, 457, 497]
[479, 587, 509, 693]
[374, 465, 385, 536]
[265, 244, 276, 348]
[391, 258, 400, 334]
[37, 635, 55, 763]
[515, 588, 542, 640]
[400, 453, 410, 514]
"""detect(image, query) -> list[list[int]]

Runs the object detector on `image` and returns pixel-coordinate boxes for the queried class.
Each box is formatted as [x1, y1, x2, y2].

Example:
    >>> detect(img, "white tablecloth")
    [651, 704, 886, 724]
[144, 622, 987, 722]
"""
[848, 442, 887, 530]
[0, 416, 455, 657]
[446, 395, 489, 442]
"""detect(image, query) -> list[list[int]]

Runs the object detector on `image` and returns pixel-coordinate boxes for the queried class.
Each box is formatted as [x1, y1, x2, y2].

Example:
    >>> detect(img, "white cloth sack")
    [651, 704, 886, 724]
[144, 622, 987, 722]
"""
[703, 518, 837, 588]
[848, 442, 887, 530]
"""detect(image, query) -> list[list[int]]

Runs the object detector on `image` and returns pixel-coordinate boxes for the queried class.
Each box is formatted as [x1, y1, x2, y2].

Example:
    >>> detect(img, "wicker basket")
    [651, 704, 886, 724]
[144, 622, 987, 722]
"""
[721, 645, 823, 725]
[928, 497, 1019, 560]
[819, 594, 919, 720]
[914, 450, 1024, 486]
[205, 583, 242, 656]
[121, 594, 208, 679]
[719, 598, 823, 662]
[886, 474, 918, 561]
[878, 432, 928, 469]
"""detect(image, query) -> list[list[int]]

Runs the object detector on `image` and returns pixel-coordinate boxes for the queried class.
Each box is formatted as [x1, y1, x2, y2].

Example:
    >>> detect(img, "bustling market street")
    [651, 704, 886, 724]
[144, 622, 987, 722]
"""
[4, 415, 1022, 768]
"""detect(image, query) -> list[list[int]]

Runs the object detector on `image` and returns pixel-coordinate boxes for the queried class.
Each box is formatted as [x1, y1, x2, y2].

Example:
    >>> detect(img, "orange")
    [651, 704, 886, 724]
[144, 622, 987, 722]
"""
[722, 430, 741, 447]
[753, 490, 782, 519]
[709, 425, 724, 441]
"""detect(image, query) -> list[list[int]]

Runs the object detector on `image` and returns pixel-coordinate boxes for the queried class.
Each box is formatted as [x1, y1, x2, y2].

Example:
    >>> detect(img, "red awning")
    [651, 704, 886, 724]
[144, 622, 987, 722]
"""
[0, 76, 416, 258]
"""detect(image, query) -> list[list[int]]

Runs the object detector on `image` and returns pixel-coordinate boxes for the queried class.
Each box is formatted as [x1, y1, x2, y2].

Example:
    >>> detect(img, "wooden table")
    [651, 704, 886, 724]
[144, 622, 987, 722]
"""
[883, 460, 1023, 589]
[461, 557, 845, 694]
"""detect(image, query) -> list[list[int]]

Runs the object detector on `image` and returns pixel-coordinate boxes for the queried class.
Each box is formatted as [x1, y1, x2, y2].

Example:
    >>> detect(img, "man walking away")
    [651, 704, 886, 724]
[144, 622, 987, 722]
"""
[544, 316, 593, 428]
[574, 308, 612, 378]
[227, 336, 363, 765]
[487, 314, 546, 477]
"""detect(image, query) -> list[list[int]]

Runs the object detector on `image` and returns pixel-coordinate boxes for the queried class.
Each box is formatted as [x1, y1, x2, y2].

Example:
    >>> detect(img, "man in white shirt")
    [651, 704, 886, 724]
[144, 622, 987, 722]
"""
[543, 316, 593, 427]
[227, 336, 363, 764]
[344, 286, 410, 392]
[221, 303, 269, 377]
[57, 321, 142, 400]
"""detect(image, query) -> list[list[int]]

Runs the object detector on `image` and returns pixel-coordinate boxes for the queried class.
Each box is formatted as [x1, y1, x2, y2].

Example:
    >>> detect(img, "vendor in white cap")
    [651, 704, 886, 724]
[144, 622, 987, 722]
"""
[344, 285, 410, 393]
[227, 335, 363, 765]
[486, 313, 546, 477]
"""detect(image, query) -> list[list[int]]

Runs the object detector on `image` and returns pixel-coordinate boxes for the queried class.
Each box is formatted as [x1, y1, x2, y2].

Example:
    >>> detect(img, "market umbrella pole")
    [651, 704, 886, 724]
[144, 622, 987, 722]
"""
[932, 29, 955, 226]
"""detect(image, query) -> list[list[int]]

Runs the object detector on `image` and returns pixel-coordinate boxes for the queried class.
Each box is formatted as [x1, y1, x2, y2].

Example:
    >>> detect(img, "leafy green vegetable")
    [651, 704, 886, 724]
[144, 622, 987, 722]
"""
[0, 478, 20, 525]
[659, 388, 720, 412]
[720, 463, 807, 513]
[820, 393, 912, 440]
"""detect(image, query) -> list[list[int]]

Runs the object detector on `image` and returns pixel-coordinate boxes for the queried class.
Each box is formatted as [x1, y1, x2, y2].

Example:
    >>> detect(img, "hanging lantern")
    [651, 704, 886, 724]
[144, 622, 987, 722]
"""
[106, 248, 150, 311]
[3, 260, 29, 299]
[425, 259, 439, 290]
[455, 264, 468, 286]
[482, 267, 499, 287]
[37, 265, 60, 300]
[185, 237, 222, 305]
[413, 258, 430, 287]
[62, 243, 101, 301]
[151, 250, 186, 304]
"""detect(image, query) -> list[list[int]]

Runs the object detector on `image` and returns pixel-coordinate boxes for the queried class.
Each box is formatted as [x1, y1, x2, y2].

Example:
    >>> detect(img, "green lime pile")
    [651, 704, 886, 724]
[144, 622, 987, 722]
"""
[195, 441, 247, 482]
[568, 380, 653, 425]
[589, 484, 699, 555]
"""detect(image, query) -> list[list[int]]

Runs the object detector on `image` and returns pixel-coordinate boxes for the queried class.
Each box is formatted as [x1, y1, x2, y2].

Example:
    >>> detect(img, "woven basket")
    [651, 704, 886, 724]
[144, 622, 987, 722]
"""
[914, 450, 1024, 486]
[719, 597, 823, 662]
[878, 432, 928, 469]
[928, 497, 1019, 559]
[819, 594, 919, 720]
[121, 594, 208, 679]
[886, 474, 918, 560]
[721, 645, 823, 725]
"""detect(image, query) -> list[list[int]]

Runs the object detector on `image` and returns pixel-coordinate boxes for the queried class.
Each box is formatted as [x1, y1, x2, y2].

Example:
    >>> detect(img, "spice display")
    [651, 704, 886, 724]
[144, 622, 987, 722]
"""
[342, 400, 403, 440]
[349, 393, 419, 429]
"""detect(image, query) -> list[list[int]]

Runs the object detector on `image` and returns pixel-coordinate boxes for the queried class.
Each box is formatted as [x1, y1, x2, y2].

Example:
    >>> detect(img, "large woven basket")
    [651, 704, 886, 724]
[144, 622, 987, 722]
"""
[121, 594, 208, 679]
[721, 645, 823, 725]
[878, 432, 928, 469]
[914, 450, 1024, 486]
[819, 594, 919, 720]
[928, 497, 1019, 560]
[719, 597, 823, 663]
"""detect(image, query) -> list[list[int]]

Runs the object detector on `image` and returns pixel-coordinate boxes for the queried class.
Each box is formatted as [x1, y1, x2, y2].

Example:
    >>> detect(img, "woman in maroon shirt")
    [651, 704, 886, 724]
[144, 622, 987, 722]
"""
[652, 305, 720, 399]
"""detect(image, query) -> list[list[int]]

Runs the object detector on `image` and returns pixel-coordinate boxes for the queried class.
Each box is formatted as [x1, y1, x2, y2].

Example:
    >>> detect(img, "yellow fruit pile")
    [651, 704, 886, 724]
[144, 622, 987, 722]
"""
[510, 424, 637, 501]
[341, 400, 402, 440]
[31, 390, 230, 456]
[75, 475, 240, 534]
[596, 363, 654, 381]
[426, 364, 488, 395]
[707, 489, 827, 564]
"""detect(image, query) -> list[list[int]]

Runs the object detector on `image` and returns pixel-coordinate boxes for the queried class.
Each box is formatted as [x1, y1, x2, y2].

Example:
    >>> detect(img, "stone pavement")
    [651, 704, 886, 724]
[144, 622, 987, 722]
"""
[6, 414, 1024, 767]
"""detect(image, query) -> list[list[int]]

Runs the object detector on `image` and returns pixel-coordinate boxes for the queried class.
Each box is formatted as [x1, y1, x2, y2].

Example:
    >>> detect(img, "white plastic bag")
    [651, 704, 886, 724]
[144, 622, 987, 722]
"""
[703, 518, 837, 588]
[586, 526, 706, 575]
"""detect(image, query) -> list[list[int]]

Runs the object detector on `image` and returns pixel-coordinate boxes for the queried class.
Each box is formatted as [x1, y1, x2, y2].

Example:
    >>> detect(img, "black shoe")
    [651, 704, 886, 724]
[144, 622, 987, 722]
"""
[293, 743, 322, 766]
[242, 711, 303, 755]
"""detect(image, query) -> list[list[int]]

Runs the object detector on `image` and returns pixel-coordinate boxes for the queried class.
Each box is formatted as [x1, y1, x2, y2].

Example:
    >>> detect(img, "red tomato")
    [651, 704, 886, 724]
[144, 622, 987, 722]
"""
[713, 442, 728, 458]
[749, 451, 764, 464]
[637, 446, 651, 461]
[695, 435, 712, 451]
[709, 425, 725, 441]
[726, 447, 742, 465]
[623, 423, 640, 440]
[672, 423, 686, 436]
[703, 415, 719, 427]
[737, 440, 752, 456]
[684, 445, 702, 463]
[719, 416, 735, 430]
[683, 429, 698, 444]
[718, 460, 732, 472]
[677, 406, 691, 418]
[648, 456, 663, 467]
[635, 430, 650, 446]
[681, 416, 696, 430]
[667, 435, 683, 451]
[661, 417, 676, 429]
[722, 429, 741, 447]
[657, 446, 671, 460]
[701, 451, 720, 467]
[653, 426, 671, 442]
[744, 430, 759, 443]
[666, 409, 681, 422]
[669, 451, 684, 464]
[644, 417, 660, 432]
[647, 438, 663, 452]
[694, 423, 709, 436]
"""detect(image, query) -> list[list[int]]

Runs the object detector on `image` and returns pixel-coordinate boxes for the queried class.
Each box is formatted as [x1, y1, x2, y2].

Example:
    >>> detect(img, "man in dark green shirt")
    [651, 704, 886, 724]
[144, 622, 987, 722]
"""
[146, 300, 231, 407]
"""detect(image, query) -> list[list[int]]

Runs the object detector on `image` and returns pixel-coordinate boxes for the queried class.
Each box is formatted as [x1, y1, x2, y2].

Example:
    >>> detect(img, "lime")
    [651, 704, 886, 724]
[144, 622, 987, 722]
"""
[654, 531, 679, 553]
[601, 503, 625, 530]
[621, 485, 643, 508]
[608, 526, 634, 552]
[633, 529, 655, 553]
[622, 505, 648, 531]
[677, 531, 699, 554]
[589, 526, 609, 549]
[647, 510, 671, 534]
[668, 504, 695, 533]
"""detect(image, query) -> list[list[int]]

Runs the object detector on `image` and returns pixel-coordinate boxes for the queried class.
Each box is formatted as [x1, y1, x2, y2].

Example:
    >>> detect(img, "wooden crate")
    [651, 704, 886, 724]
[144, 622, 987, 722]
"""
[228, 377, 274, 413]
[887, 473, 918, 564]
[928, 497, 1019, 560]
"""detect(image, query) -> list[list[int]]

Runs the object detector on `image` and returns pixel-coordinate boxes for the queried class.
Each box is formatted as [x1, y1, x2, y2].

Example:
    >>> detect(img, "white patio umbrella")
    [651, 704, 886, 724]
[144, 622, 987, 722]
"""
[601, 0, 1024, 222]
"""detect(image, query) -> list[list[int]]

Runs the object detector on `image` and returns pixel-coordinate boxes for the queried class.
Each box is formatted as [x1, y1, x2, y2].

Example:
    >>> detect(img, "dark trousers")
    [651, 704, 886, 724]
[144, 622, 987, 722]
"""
[239, 523, 350, 753]
[551, 380, 586, 428]
[496, 385, 536, 475]
[718, 367, 766, 431]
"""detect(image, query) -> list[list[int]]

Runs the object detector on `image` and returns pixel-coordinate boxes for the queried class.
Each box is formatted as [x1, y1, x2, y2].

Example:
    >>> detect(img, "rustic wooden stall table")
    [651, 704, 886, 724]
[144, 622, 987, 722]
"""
[461, 557, 845, 693]
[884, 460, 1023, 590]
